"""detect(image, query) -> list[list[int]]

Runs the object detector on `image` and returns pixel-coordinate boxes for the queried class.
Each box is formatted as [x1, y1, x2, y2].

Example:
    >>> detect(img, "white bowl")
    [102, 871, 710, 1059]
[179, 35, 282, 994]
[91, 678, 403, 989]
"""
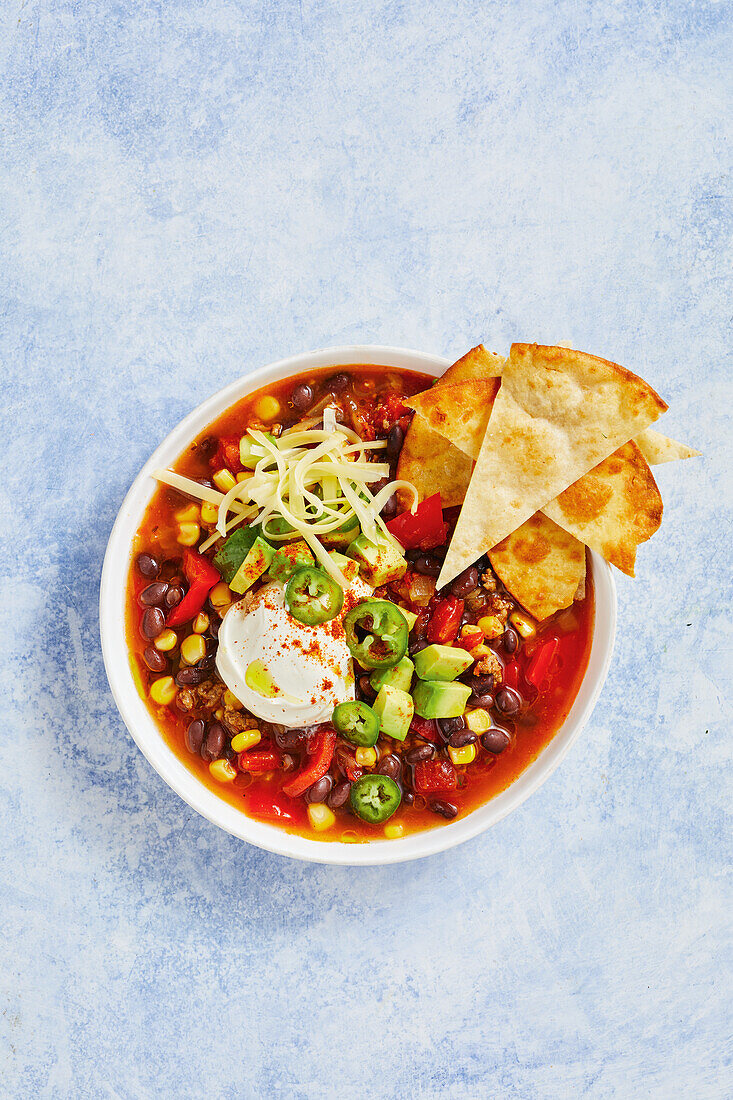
[100, 345, 616, 865]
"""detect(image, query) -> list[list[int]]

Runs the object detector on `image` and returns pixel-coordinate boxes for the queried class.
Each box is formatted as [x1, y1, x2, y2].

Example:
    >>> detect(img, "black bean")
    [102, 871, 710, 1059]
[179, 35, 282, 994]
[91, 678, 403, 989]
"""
[469, 692, 495, 709]
[503, 627, 519, 654]
[413, 555, 441, 577]
[143, 646, 167, 673]
[185, 719, 205, 754]
[208, 617, 220, 640]
[430, 798, 458, 819]
[164, 586, 183, 609]
[450, 566, 479, 599]
[495, 686, 522, 715]
[481, 728, 511, 754]
[201, 721, 225, 761]
[405, 744, 434, 765]
[141, 606, 165, 639]
[406, 548, 421, 564]
[377, 754, 402, 781]
[449, 729, 477, 748]
[306, 775, 333, 804]
[175, 666, 209, 686]
[274, 727, 307, 750]
[408, 638, 428, 657]
[197, 654, 215, 671]
[137, 553, 160, 579]
[402, 790, 414, 806]
[438, 716, 465, 739]
[290, 382, 313, 411]
[357, 675, 376, 701]
[386, 424, 404, 460]
[139, 581, 169, 606]
[329, 372, 350, 393]
[467, 673, 495, 695]
[381, 494, 398, 520]
[327, 780, 351, 809]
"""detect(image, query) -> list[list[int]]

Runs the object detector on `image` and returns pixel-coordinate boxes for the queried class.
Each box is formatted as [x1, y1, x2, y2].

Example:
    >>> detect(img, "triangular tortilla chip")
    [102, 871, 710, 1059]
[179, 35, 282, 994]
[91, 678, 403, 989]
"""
[437, 345, 505, 387]
[406, 379, 500, 461]
[542, 440, 663, 576]
[488, 513, 586, 620]
[635, 427, 700, 465]
[396, 414, 473, 509]
[437, 344, 667, 586]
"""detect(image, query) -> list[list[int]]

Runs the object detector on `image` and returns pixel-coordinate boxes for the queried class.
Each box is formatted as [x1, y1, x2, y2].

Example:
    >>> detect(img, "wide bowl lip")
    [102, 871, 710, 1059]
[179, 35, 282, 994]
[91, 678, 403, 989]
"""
[100, 344, 617, 866]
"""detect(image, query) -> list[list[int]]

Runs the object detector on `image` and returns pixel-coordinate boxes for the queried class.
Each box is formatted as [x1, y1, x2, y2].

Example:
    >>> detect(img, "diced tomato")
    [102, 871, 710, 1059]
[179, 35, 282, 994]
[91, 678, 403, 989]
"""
[459, 625, 484, 650]
[166, 549, 221, 627]
[246, 790, 299, 822]
[414, 758, 458, 794]
[212, 435, 244, 474]
[282, 727, 337, 797]
[525, 637, 560, 689]
[238, 748, 282, 773]
[409, 715, 441, 744]
[426, 597, 464, 644]
[386, 493, 446, 550]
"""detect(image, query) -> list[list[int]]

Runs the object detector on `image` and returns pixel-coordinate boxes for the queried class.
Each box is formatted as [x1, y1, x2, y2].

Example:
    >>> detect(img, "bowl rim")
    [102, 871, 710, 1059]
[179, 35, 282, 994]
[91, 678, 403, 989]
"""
[100, 344, 617, 865]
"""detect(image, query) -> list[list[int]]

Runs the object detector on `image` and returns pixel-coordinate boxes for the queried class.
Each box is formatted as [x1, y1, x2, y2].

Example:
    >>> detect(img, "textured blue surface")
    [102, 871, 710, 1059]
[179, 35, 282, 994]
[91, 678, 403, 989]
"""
[1, 1, 731, 1096]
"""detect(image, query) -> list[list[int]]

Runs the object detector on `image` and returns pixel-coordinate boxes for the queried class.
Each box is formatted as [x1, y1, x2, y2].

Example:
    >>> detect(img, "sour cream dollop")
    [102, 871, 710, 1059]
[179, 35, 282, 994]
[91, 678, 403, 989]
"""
[216, 577, 372, 727]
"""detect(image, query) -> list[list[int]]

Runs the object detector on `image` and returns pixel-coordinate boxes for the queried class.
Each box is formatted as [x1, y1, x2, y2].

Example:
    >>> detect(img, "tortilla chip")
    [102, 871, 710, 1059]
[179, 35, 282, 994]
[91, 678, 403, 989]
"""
[406, 378, 500, 461]
[488, 513, 586, 620]
[635, 427, 700, 465]
[396, 413, 473, 509]
[437, 344, 667, 586]
[574, 554, 587, 601]
[542, 440, 663, 576]
[437, 345, 505, 387]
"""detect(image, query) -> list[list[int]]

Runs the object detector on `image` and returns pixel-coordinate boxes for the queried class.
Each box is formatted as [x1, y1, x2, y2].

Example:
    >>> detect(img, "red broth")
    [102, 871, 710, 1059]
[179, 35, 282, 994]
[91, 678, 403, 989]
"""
[126, 366, 594, 841]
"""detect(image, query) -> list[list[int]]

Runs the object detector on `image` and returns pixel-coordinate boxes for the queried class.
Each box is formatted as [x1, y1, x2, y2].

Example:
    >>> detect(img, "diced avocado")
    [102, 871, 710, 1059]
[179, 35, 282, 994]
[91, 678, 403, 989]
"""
[401, 608, 418, 632]
[322, 513, 360, 549]
[412, 680, 471, 720]
[240, 432, 276, 469]
[414, 644, 473, 682]
[213, 525, 262, 583]
[346, 531, 407, 587]
[370, 656, 415, 694]
[230, 536, 275, 594]
[263, 516, 296, 540]
[373, 684, 414, 741]
[328, 551, 360, 583]
[268, 540, 314, 582]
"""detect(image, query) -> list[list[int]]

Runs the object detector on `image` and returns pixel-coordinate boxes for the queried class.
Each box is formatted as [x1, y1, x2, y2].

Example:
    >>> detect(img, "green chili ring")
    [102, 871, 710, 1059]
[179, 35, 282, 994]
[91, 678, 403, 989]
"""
[285, 566, 344, 625]
[350, 774, 402, 824]
[343, 599, 409, 670]
[332, 700, 380, 747]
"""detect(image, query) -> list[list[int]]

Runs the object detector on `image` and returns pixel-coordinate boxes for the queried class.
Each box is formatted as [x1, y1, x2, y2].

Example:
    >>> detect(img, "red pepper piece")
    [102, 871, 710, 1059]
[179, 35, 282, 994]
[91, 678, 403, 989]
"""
[166, 549, 221, 627]
[414, 758, 458, 794]
[426, 597, 464, 644]
[409, 716, 441, 744]
[238, 748, 282, 773]
[281, 727, 337, 797]
[386, 493, 445, 550]
[525, 637, 560, 689]
[459, 626, 484, 651]
[502, 659, 520, 690]
[246, 790, 298, 821]
[212, 435, 244, 474]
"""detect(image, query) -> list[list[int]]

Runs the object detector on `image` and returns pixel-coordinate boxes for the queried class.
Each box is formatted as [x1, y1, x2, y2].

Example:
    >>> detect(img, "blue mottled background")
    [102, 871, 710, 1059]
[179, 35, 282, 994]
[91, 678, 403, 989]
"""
[1, 1, 731, 1096]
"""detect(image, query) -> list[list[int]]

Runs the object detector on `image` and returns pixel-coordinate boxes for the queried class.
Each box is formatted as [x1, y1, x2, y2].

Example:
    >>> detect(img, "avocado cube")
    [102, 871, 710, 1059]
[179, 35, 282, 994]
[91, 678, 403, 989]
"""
[412, 680, 471, 720]
[213, 525, 262, 583]
[400, 608, 418, 632]
[328, 551, 360, 583]
[414, 644, 473, 682]
[346, 532, 407, 586]
[370, 656, 415, 694]
[230, 536, 275, 594]
[240, 431, 276, 469]
[268, 540, 314, 582]
[322, 513, 360, 549]
[373, 684, 414, 741]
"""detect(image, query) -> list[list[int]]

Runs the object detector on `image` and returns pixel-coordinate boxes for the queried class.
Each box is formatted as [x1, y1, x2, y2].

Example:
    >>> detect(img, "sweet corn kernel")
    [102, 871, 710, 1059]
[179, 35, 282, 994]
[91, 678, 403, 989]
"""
[255, 395, 281, 422]
[510, 611, 536, 638]
[209, 759, 237, 783]
[174, 502, 200, 523]
[477, 615, 504, 639]
[448, 743, 477, 766]
[177, 522, 200, 546]
[180, 634, 206, 665]
[149, 676, 177, 706]
[230, 729, 261, 752]
[210, 581, 233, 608]
[154, 629, 178, 652]
[213, 468, 236, 492]
[471, 644, 492, 661]
[200, 501, 219, 524]
[340, 831, 360, 843]
[236, 471, 252, 483]
[192, 612, 209, 634]
[355, 746, 377, 767]
[384, 823, 404, 839]
[224, 689, 243, 710]
[308, 803, 336, 832]
[465, 708, 491, 734]
[214, 708, 224, 719]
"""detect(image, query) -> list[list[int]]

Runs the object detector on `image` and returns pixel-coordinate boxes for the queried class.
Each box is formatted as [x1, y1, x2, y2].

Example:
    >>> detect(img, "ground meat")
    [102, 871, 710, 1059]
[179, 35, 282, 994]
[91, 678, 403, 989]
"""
[474, 648, 503, 680]
[222, 708, 259, 735]
[481, 569, 499, 593]
[189, 679, 226, 710]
